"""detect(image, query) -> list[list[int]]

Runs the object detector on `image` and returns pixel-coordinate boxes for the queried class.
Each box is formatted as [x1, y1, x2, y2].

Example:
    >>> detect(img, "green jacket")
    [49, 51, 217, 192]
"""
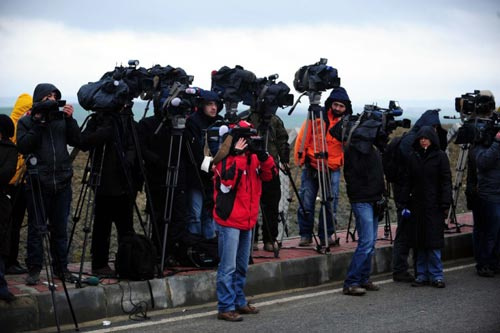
[247, 111, 290, 164]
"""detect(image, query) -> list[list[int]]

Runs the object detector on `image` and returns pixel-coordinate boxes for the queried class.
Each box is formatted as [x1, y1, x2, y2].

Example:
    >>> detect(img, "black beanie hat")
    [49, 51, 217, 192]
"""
[0, 114, 15, 139]
[33, 83, 61, 103]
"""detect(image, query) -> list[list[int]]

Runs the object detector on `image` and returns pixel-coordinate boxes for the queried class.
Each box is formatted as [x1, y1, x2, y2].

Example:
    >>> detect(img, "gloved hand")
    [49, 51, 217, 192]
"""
[257, 151, 269, 162]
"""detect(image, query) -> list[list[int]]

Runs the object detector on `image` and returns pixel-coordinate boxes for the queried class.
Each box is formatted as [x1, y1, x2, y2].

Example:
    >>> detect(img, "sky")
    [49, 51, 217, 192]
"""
[0, 0, 499, 113]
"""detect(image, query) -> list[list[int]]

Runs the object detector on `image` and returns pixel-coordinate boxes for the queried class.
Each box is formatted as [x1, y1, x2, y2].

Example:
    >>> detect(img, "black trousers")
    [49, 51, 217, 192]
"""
[6, 184, 26, 267]
[255, 175, 281, 244]
[91, 194, 135, 269]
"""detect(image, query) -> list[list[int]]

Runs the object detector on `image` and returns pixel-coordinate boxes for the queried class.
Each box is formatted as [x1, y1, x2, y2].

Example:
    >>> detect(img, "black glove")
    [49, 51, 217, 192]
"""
[257, 151, 269, 162]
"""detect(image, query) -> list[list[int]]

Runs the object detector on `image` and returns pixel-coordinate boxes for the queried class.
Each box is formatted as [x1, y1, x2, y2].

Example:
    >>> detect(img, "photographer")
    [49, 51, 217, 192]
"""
[184, 90, 223, 240]
[247, 106, 289, 251]
[17, 83, 80, 285]
[213, 121, 276, 321]
[294, 87, 351, 246]
[466, 102, 500, 277]
[331, 113, 386, 296]
[390, 109, 447, 282]
[0, 115, 18, 302]
[80, 109, 139, 277]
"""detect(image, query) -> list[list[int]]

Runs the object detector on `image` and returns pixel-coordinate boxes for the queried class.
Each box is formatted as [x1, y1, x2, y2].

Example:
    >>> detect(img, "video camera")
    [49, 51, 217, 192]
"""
[31, 99, 66, 123]
[362, 101, 411, 134]
[253, 74, 294, 117]
[206, 120, 265, 157]
[454, 90, 498, 145]
[293, 58, 341, 93]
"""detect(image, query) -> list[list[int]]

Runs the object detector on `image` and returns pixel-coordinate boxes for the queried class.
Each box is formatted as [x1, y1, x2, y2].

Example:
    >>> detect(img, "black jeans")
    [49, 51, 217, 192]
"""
[255, 175, 281, 244]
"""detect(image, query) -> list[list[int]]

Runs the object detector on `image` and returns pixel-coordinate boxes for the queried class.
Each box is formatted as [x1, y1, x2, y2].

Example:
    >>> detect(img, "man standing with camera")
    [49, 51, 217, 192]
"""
[17, 83, 80, 285]
[294, 87, 351, 246]
[248, 107, 289, 251]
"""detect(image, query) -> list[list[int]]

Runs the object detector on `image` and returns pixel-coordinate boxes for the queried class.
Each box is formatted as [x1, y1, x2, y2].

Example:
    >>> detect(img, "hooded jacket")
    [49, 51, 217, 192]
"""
[469, 138, 500, 203]
[9, 93, 32, 185]
[16, 87, 80, 193]
[0, 137, 17, 256]
[213, 152, 275, 230]
[248, 111, 289, 164]
[400, 126, 452, 249]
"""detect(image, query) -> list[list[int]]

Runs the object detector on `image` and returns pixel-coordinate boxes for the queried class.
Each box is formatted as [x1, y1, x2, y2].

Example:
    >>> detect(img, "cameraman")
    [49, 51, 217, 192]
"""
[331, 113, 386, 295]
[294, 87, 351, 246]
[17, 83, 80, 285]
[466, 97, 500, 277]
[212, 120, 276, 321]
[184, 90, 223, 240]
[80, 109, 139, 277]
[247, 106, 289, 251]
[390, 109, 447, 283]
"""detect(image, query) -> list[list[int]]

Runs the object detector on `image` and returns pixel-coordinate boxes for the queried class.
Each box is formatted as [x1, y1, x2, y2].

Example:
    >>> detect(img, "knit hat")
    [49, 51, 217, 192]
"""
[0, 114, 15, 139]
[199, 89, 223, 112]
[33, 83, 61, 103]
[324, 87, 352, 115]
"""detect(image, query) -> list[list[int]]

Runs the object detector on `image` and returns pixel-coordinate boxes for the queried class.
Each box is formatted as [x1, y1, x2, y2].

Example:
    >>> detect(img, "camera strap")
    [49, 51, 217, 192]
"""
[343, 111, 366, 151]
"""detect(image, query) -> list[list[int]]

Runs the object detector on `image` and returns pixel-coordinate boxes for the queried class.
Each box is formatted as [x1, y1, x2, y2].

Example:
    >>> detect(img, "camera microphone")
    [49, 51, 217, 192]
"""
[185, 87, 200, 95]
[171, 97, 182, 107]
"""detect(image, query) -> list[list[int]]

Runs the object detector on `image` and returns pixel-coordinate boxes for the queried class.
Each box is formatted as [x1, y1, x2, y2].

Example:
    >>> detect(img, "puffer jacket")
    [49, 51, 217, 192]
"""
[294, 109, 343, 171]
[213, 152, 275, 230]
[16, 113, 80, 193]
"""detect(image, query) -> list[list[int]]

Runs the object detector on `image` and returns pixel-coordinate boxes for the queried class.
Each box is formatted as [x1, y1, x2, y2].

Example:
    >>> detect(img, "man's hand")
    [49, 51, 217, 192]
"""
[62, 104, 74, 118]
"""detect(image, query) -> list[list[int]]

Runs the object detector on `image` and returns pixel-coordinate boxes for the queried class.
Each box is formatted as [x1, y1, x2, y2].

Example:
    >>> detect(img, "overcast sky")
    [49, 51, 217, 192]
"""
[0, 0, 499, 109]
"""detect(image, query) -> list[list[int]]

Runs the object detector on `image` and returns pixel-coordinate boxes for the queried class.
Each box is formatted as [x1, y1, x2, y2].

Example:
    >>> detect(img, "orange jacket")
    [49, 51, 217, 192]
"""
[9, 93, 32, 185]
[294, 110, 343, 171]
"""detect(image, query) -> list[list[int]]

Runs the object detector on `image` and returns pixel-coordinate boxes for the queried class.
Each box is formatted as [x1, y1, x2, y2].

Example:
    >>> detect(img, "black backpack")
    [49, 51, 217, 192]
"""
[382, 134, 406, 183]
[115, 234, 157, 280]
[177, 233, 219, 268]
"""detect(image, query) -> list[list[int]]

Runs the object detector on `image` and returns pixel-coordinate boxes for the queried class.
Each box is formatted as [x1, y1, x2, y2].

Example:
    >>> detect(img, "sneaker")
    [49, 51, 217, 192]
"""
[92, 265, 116, 278]
[393, 271, 415, 283]
[411, 279, 429, 287]
[343, 286, 366, 296]
[25, 270, 41, 286]
[263, 242, 274, 252]
[360, 281, 380, 291]
[217, 311, 243, 322]
[431, 279, 446, 288]
[298, 236, 312, 247]
[236, 303, 259, 314]
[6, 263, 28, 275]
[477, 267, 495, 278]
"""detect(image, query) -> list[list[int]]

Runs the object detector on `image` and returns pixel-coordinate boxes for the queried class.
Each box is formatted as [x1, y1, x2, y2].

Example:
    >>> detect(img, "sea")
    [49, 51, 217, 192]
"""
[0, 100, 460, 130]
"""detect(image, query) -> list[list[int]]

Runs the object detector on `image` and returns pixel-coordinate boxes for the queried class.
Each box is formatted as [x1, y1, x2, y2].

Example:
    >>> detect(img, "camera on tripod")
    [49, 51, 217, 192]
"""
[253, 74, 294, 117]
[293, 58, 341, 93]
[363, 101, 411, 133]
[454, 90, 497, 145]
[31, 99, 66, 123]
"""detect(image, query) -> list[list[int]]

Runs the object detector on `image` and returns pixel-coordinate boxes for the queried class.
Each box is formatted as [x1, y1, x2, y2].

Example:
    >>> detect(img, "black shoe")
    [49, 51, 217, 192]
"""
[25, 270, 41, 286]
[6, 264, 28, 275]
[393, 271, 415, 282]
[92, 265, 116, 278]
[411, 279, 429, 287]
[0, 290, 15, 303]
[431, 279, 446, 288]
[477, 267, 495, 278]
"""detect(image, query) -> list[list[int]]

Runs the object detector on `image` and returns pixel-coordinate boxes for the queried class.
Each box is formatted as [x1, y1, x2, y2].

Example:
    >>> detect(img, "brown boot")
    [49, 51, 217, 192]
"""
[217, 311, 243, 322]
[236, 303, 259, 314]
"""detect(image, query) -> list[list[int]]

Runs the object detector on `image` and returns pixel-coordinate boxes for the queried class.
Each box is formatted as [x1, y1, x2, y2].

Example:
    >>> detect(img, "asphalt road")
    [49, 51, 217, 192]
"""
[77, 261, 500, 333]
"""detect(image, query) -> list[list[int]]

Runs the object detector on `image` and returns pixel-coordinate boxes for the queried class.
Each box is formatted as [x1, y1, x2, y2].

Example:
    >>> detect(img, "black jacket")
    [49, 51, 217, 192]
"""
[400, 126, 452, 249]
[343, 119, 385, 203]
[0, 138, 18, 256]
[80, 112, 138, 196]
[468, 139, 500, 203]
[17, 114, 80, 193]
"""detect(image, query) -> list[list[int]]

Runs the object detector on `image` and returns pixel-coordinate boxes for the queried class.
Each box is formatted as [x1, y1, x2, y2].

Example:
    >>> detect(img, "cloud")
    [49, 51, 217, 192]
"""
[0, 12, 499, 107]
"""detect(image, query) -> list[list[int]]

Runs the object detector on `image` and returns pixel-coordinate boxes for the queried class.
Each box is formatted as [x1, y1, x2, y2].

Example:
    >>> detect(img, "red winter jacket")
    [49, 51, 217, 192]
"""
[213, 152, 276, 230]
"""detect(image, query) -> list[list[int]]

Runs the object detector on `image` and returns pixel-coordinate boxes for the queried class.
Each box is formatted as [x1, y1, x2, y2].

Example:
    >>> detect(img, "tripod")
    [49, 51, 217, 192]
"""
[292, 91, 340, 253]
[68, 109, 156, 285]
[445, 143, 472, 233]
[26, 156, 79, 332]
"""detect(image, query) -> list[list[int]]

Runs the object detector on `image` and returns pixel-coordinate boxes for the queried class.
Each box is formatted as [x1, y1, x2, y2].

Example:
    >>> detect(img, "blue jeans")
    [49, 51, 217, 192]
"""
[25, 185, 72, 272]
[186, 189, 216, 239]
[344, 202, 378, 287]
[416, 249, 443, 282]
[297, 165, 340, 240]
[472, 198, 500, 271]
[216, 226, 252, 313]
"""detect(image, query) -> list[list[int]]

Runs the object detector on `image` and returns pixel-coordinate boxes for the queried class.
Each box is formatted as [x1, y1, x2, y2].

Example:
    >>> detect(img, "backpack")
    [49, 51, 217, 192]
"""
[115, 234, 157, 280]
[382, 134, 406, 183]
[177, 233, 219, 268]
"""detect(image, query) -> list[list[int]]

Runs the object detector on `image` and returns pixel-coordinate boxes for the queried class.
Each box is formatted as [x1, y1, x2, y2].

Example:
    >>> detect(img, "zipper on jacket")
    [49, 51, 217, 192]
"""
[49, 127, 57, 193]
